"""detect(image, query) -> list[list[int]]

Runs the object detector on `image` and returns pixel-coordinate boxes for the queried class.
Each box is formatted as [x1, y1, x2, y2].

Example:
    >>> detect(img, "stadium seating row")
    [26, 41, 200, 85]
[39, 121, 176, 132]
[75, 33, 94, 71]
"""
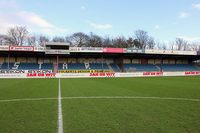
[0, 62, 199, 72]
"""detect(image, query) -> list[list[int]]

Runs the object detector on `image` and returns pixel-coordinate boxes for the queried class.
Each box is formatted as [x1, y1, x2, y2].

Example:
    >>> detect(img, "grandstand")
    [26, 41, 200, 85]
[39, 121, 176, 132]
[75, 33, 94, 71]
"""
[0, 46, 200, 74]
[0, 45, 200, 77]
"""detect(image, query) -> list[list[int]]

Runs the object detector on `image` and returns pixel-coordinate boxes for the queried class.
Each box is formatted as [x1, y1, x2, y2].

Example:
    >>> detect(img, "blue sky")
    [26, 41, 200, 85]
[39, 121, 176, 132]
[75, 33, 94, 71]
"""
[0, 0, 200, 42]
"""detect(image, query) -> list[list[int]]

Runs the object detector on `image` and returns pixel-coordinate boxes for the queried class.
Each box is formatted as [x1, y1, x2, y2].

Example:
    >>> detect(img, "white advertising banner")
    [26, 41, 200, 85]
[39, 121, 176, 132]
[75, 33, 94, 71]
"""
[145, 49, 197, 55]
[34, 47, 45, 52]
[0, 46, 9, 51]
[45, 50, 70, 54]
[70, 47, 103, 53]
[0, 71, 200, 78]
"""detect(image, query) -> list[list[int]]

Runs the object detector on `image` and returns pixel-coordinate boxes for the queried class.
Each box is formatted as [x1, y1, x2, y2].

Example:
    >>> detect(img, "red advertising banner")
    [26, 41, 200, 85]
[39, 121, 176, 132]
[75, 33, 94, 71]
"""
[26, 73, 56, 78]
[90, 72, 115, 77]
[185, 71, 200, 75]
[103, 48, 124, 53]
[143, 72, 163, 76]
[9, 46, 34, 51]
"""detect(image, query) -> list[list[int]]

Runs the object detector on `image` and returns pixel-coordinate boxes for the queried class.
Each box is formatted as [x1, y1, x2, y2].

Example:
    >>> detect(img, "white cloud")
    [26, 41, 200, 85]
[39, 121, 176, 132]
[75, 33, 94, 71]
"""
[0, 0, 18, 9]
[81, 6, 86, 10]
[0, 11, 68, 35]
[154, 25, 160, 30]
[193, 3, 200, 10]
[179, 12, 190, 18]
[0, 0, 67, 35]
[17, 11, 54, 28]
[177, 36, 200, 41]
[89, 21, 112, 30]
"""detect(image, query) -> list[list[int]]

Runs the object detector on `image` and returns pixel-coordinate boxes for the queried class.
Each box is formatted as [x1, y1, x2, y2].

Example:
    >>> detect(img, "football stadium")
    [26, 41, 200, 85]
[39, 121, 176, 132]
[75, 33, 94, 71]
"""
[0, 43, 200, 133]
[1, 0, 200, 133]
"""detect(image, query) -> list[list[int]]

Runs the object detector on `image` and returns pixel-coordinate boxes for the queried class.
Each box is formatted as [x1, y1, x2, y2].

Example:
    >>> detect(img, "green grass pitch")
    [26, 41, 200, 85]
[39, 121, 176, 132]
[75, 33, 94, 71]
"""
[0, 76, 200, 133]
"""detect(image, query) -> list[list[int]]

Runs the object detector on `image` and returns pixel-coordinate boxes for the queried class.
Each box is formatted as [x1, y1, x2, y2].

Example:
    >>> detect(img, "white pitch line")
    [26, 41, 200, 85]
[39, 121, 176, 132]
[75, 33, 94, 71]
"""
[0, 96, 200, 103]
[61, 96, 200, 102]
[58, 78, 64, 133]
[0, 97, 57, 103]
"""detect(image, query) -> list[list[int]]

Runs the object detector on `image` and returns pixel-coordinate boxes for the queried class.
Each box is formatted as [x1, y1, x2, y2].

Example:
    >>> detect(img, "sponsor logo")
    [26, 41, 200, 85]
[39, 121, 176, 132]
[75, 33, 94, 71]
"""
[0, 70, 52, 74]
[9, 46, 34, 51]
[143, 72, 163, 76]
[70, 47, 103, 52]
[26, 73, 56, 78]
[185, 71, 200, 75]
[90, 72, 115, 77]
[58, 69, 112, 73]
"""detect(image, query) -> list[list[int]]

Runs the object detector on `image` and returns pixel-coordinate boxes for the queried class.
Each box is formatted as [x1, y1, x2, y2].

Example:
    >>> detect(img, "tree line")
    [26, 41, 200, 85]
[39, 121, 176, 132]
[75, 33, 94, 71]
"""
[0, 26, 199, 51]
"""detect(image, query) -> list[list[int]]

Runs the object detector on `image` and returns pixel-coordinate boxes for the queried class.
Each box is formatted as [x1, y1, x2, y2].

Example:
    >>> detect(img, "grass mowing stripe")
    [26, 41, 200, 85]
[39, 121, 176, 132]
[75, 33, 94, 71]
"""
[58, 78, 64, 133]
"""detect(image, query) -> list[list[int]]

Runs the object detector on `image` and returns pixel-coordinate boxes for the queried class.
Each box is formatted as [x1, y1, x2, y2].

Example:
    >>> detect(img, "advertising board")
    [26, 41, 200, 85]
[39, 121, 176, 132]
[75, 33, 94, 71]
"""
[45, 50, 70, 54]
[145, 49, 197, 55]
[0, 46, 9, 51]
[9, 46, 34, 51]
[124, 48, 143, 53]
[0, 71, 200, 78]
[103, 48, 124, 53]
[70, 47, 103, 52]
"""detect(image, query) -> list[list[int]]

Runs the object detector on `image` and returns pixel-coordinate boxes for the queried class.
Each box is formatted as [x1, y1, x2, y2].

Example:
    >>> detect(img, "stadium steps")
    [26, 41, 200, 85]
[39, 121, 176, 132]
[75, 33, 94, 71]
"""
[194, 65, 200, 70]
[110, 64, 121, 72]
[155, 65, 161, 71]
[107, 63, 114, 71]
[116, 64, 122, 72]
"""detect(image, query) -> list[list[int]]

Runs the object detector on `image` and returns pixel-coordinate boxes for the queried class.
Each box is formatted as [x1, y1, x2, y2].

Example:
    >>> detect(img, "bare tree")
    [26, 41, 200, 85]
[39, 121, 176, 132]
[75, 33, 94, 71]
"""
[146, 37, 156, 49]
[7, 26, 29, 46]
[0, 35, 9, 45]
[38, 35, 49, 47]
[188, 42, 200, 51]
[156, 41, 167, 50]
[52, 36, 65, 42]
[134, 30, 155, 49]
[126, 37, 134, 48]
[133, 39, 142, 49]
[134, 30, 149, 49]
[88, 33, 103, 47]
[102, 36, 114, 47]
[27, 36, 36, 46]
[162, 43, 167, 50]
[174, 38, 188, 50]
[67, 32, 89, 47]
[113, 36, 128, 48]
